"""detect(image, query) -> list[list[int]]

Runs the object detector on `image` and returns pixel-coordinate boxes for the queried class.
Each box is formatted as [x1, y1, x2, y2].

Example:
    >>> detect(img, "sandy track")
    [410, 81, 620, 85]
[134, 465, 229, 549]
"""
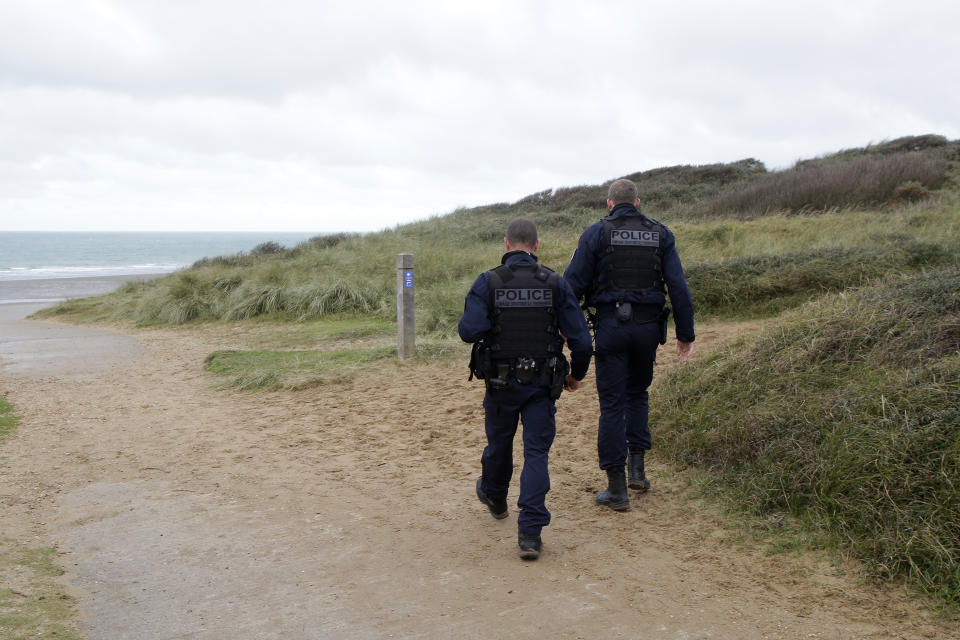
[0, 315, 955, 639]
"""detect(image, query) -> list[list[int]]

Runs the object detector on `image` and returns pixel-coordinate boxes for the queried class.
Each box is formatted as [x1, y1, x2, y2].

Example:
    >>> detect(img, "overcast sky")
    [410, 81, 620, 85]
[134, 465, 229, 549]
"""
[1, 1, 957, 232]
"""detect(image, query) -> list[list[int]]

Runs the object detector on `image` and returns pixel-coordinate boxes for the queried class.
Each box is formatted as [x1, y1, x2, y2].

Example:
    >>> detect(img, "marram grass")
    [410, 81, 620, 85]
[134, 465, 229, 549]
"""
[653, 266, 960, 605]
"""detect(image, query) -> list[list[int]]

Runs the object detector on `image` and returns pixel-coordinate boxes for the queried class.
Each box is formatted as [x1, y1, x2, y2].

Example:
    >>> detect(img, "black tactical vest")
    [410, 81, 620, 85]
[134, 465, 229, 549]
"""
[593, 215, 665, 295]
[486, 263, 561, 360]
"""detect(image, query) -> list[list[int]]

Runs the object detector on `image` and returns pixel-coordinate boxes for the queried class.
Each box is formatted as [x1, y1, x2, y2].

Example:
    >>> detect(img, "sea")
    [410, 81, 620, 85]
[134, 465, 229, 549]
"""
[0, 232, 320, 305]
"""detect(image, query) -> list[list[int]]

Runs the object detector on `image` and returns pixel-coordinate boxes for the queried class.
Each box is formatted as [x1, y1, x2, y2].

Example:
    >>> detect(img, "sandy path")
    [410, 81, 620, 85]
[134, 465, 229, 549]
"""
[0, 312, 955, 639]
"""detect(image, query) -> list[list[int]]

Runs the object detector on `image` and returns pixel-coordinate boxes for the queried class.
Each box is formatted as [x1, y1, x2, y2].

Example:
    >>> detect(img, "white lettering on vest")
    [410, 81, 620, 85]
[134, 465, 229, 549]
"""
[610, 229, 660, 247]
[495, 288, 553, 307]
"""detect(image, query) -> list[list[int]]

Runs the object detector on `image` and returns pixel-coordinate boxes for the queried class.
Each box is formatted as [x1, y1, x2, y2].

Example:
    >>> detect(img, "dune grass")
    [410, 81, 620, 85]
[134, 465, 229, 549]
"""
[653, 266, 960, 606]
[204, 346, 397, 390]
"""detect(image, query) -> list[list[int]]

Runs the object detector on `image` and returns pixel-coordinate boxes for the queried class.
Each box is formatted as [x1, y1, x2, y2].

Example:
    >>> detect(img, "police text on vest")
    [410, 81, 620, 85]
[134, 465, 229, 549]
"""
[495, 289, 553, 307]
[610, 229, 659, 247]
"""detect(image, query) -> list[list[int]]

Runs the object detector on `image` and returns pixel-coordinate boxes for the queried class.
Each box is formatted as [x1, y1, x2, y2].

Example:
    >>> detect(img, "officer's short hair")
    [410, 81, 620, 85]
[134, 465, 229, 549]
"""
[607, 178, 639, 205]
[506, 218, 538, 248]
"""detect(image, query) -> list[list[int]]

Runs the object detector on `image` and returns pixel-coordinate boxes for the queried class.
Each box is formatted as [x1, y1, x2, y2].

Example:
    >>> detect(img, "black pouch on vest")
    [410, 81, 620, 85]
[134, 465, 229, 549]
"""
[468, 341, 486, 380]
[514, 357, 538, 385]
[615, 302, 633, 323]
[486, 363, 511, 391]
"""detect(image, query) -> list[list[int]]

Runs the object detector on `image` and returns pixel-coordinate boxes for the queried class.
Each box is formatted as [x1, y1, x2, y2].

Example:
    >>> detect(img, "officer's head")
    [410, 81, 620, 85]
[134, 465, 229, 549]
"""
[504, 218, 539, 254]
[606, 178, 641, 211]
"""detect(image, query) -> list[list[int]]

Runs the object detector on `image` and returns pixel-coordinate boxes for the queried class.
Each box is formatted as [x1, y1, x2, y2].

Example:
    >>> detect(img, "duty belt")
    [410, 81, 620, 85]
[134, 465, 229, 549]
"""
[595, 303, 662, 324]
[486, 355, 568, 395]
[491, 356, 546, 380]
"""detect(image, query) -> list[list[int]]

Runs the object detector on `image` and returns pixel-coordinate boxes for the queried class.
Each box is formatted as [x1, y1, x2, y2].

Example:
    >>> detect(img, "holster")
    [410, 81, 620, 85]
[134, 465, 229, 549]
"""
[541, 355, 570, 400]
[486, 363, 511, 391]
[658, 306, 671, 345]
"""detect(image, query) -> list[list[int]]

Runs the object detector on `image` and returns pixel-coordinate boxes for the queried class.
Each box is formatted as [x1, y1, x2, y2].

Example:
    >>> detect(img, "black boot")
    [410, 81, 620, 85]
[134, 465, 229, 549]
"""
[518, 531, 542, 560]
[628, 451, 651, 493]
[595, 468, 631, 511]
[476, 477, 508, 519]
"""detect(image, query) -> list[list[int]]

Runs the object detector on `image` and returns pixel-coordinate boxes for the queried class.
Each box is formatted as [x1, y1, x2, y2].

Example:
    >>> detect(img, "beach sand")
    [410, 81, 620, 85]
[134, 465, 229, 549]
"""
[0, 303, 144, 378]
[0, 273, 166, 306]
[0, 315, 955, 639]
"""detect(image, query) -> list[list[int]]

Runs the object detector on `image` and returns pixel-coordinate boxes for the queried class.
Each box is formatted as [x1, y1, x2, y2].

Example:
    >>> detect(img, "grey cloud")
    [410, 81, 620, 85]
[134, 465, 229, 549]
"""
[1, 0, 958, 231]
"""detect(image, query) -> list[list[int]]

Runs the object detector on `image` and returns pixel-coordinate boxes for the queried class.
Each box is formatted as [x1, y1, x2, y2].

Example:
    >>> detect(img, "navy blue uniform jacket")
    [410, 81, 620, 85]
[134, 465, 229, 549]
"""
[563, 204, 695, 343]
[458, 251, 593, 380]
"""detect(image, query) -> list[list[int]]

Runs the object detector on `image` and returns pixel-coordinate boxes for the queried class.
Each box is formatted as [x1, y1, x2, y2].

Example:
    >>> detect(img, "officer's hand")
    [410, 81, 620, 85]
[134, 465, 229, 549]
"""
[565, 375, 581, 391]
[677, 341, 694, 364]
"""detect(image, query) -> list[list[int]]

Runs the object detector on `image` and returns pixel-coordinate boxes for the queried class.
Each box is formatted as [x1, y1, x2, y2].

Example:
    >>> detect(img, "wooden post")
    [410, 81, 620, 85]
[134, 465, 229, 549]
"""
[396, 253, 415, 359]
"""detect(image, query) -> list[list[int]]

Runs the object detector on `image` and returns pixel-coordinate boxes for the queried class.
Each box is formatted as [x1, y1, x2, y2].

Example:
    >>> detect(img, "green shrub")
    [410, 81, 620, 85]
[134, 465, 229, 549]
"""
[654, 266, 960, 604]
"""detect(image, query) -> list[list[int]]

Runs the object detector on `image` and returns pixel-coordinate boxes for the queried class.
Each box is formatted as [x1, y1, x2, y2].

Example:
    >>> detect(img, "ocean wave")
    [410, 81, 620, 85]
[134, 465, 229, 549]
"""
[0, 264, 183, 281]
[0, 298, 67, 305]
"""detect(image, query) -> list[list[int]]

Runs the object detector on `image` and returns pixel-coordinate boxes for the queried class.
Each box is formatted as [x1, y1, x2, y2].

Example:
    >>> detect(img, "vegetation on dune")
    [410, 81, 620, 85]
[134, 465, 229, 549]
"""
[704, 150, 950, 217]
[38, 197, 960, 329]
[653, 267, 960, 605]
[795, 133, 955, 168]
[686, 235, 959, 318]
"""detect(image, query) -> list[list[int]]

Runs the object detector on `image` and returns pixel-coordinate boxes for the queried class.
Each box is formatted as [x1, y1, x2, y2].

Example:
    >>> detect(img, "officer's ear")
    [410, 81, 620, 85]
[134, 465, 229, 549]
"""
[504, 237, 510, 252]
[532, 238, 540, 254]
[606, 199, 615, 211]
[634, 197, 641, 208]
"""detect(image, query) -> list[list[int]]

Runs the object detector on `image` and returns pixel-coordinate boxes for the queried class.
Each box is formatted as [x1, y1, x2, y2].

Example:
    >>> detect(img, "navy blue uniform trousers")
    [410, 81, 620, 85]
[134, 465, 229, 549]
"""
[479, 382, 556, 535]
[595, 317, 661, 470]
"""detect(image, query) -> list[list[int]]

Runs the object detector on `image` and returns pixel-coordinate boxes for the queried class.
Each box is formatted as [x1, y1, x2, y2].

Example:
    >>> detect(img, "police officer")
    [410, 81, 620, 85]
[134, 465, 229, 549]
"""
[564, 179, 695, 511]
[459, 218, 592, 560]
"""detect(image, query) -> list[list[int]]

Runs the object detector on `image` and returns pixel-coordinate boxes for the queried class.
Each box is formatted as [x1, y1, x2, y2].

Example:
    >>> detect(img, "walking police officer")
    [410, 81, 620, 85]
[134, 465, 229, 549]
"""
[459, 218, 592, 559]
[564, 179, 695, 511]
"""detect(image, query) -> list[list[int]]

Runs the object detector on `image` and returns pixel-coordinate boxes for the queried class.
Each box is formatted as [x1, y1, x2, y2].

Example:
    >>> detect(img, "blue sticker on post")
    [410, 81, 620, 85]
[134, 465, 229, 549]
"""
[404, 270, 414, 288]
